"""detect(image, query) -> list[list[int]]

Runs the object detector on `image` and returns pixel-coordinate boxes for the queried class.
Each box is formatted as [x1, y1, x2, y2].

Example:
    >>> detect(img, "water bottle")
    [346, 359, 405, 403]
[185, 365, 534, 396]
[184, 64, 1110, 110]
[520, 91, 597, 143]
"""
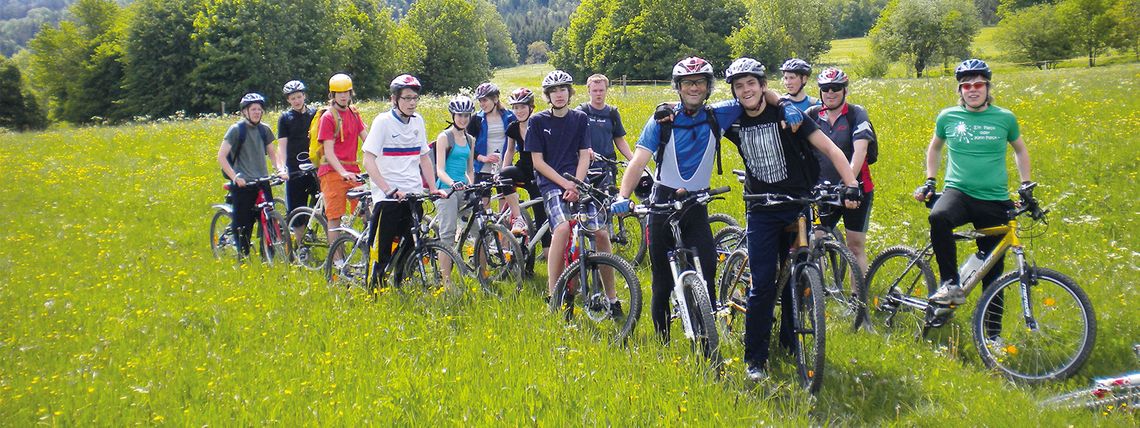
[958, 251, 985, 285]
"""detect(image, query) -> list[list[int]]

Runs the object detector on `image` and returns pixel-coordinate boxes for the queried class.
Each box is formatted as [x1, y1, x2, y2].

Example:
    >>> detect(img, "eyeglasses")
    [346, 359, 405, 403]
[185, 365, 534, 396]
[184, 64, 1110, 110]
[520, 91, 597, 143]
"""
[679, 78, 708, 89]
[399, 95, 420, 102]
[958, 81, 988, 91]
[819, 84, 845, 93]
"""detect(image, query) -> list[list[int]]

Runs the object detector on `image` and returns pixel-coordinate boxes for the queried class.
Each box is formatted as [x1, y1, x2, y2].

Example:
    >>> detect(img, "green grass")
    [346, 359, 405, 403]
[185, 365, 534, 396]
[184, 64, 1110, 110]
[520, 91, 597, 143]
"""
[0, 63, 1137, 425]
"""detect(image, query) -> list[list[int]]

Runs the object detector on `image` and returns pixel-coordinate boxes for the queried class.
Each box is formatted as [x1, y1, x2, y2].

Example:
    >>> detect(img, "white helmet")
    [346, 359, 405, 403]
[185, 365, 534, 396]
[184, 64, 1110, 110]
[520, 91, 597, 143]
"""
[282, 80, 306, 95]
[448, 95, 475, 114]
[541, 70, 574, 91]
[671, 56, 715, 97]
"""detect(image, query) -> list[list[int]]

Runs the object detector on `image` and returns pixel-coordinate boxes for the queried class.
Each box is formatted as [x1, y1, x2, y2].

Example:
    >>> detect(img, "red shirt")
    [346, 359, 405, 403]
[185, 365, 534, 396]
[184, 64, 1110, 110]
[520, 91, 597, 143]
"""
[316, 107, 366, 177]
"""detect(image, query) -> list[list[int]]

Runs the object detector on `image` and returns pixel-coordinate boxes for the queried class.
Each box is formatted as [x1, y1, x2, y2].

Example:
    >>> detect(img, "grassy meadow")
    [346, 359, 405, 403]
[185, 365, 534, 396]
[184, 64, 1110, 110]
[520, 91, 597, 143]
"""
[1, 56, 1138, 425]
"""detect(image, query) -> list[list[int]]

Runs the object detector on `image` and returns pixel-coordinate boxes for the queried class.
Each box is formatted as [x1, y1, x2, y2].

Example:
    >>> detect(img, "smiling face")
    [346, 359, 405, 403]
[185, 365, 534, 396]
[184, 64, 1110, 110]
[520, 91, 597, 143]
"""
[820, 84, 846, 109]
[511, 103, 532, 121]
[478, 96, 497, 113]
[731, 75, 764, 110]
[676, 76, 709, 110]
[452, 112, 471, 129]
[958, 76, 990, 110]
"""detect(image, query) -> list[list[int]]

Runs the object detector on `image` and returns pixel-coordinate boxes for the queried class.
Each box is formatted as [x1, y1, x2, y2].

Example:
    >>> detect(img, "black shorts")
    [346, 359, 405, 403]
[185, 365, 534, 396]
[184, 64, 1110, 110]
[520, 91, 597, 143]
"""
[819, 190, 873, 233]
[285, 173, 319, 213]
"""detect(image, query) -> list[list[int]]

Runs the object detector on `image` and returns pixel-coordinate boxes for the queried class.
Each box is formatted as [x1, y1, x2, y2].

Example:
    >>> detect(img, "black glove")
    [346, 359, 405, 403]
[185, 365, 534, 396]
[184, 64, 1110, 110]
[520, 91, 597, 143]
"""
[841, 185, 863, 203]
[653, 102, 674, 121]
[916, 177, 936, 200]
[1017, 181, 1036, 202]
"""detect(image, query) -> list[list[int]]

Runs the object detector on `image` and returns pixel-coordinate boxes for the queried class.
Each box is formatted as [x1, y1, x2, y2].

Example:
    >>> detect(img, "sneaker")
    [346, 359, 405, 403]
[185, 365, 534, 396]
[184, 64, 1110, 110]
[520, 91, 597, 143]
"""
[930, 280, 967, 305]
[510, 216, 527, 236]
[746, 364, 768, 382]
[609, 300, 625, 319]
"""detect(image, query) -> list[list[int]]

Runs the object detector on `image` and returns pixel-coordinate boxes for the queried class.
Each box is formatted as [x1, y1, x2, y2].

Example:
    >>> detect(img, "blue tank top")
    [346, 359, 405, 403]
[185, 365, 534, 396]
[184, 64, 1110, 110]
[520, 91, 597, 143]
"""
[438, 131, 471, 190]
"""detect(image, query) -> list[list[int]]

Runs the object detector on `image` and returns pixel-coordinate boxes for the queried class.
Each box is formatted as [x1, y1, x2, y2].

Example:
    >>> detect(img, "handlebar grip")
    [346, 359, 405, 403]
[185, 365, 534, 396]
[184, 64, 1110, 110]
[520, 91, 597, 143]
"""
[709, 186, 731, 196]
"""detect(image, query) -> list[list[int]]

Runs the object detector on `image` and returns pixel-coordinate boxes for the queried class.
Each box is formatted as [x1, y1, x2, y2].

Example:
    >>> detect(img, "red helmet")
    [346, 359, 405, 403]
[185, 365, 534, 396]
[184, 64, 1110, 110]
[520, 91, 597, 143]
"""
[389, 74, 421, 95]
[671, 57, 715, 97]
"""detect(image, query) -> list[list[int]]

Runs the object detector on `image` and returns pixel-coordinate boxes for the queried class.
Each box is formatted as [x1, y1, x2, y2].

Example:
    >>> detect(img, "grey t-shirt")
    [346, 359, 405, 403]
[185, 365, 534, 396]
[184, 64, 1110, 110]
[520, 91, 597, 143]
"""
[224, 121, 272, 178]
[578, 103, 626, 159]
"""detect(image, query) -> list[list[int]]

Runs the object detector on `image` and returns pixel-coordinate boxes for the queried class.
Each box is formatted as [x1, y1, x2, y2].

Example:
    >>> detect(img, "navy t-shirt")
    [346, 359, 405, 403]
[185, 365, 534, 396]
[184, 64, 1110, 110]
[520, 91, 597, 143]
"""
[277, 107, 315, 172]
[577, 103, 626, 159]
[525, 109, 589, 193]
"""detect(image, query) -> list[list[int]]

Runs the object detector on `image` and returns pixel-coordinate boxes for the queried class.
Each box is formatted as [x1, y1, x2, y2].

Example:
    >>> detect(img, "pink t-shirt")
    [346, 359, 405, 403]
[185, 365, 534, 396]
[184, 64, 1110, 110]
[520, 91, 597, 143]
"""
[316, 108, 366, 177]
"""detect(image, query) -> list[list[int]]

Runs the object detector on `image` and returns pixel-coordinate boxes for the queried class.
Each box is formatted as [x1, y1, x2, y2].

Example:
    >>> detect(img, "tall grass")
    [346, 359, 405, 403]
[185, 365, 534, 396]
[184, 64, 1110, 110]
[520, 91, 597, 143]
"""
[0, 63, 1136, 425]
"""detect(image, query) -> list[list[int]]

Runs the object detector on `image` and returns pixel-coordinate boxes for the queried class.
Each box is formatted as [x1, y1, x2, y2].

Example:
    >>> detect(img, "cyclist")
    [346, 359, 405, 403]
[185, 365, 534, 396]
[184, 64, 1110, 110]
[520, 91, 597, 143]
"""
[577, 74, 633, 189]
[317, 73, 368, 252]
[434, 95, 475, 274]
[468, 82, 525, 235]
[722, 57, 862, 381]
[914, 59, 1033, 306]
[277, 80, 319, 240]
[217, 93, 288, 257]
[361, 74, 447, 286]
[526, 70, 617, 313]
[780, 58, 817, 113]
[501, 87, 552, 259]
[609, 57, 787, 343]
[805, 67, 877, 274]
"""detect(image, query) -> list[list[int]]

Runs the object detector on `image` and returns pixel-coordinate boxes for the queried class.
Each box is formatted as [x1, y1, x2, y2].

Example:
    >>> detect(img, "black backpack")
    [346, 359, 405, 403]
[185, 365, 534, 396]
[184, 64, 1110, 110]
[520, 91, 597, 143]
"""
[654, 105, 723, 179]
[805, 104, 878, 165]
[221, 120, 273, 180]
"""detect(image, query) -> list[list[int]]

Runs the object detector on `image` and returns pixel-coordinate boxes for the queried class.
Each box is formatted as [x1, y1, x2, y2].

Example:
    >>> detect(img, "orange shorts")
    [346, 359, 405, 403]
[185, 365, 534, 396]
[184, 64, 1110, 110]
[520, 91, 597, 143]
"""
[319, 173, 359, 221]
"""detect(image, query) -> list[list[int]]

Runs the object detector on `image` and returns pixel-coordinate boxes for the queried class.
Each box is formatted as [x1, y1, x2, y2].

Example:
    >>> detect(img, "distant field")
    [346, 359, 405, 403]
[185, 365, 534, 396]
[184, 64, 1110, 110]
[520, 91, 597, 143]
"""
[0, 62, 1137, 425]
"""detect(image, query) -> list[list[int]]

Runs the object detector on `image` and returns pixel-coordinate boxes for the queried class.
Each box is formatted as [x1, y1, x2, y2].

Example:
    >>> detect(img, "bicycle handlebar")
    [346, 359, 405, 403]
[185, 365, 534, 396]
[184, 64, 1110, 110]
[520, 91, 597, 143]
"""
[562, 172, 613, 202]
[634, 186, 731, 215]
[742, 184, 843, 207]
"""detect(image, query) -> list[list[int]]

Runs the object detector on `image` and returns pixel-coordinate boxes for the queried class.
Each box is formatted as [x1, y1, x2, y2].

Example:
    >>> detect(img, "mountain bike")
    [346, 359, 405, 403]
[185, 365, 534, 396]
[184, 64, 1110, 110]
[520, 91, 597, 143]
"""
[450, 178, 525, 295]
[1040, 345, 1139, 411]
[549, 172, 642, 345]
[864, 184, 1096, 382]
[589, 156, 649, 266]
[717, 191, 833, 394]
[282, 163, 371, 269]
[326, 192, 470, 299]
[635, 186, 733, 365]
[210, 175, 291, 264]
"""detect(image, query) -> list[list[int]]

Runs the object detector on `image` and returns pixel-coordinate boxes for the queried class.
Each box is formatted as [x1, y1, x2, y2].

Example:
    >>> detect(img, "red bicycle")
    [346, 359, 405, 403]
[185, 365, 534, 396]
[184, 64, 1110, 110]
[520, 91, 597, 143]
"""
[210, 175, 291, 264]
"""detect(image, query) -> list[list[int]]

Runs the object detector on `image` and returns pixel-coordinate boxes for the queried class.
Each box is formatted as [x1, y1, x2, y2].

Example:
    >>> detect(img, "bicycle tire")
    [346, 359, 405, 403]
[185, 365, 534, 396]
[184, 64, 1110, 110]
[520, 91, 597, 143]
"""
[716, 249, 750, 355]
[325, 235, 369, 291]
[972, 268, 1096, 383]
[791, 263, 826, 394]
[708, 212, 740, 235]
[549, 252, 642, 345]
[865, 246, 936, 337]
[681, 271, 721, 364]
[713, 226, 746, 258]
[285, 207, 329, 270]
[397, 241, 471, 300]
[817, 239, 867, 331]
[472, 223, 524, 296]
[611, 213, 647, 266]
[259, 211, 291, 265]
[209, 209, 240, 261]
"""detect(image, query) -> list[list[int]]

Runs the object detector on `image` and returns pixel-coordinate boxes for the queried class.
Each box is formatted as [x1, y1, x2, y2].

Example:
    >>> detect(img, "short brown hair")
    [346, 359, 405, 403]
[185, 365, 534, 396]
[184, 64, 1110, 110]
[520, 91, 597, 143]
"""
[586, 74, 609, 88]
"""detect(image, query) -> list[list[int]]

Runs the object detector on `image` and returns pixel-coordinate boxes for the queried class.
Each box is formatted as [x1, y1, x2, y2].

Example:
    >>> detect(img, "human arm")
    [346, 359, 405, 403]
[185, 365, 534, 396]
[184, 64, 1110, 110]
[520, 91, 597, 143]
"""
[504, 136, 517, 167]
[806, 130, 860, 208]
[435, 133, 455, 187]
[420, 153, 444, 197]
[614, 136, 634, 161]
[217, 140, 246, 187]
[914, 135, 945, 201]
[1009, 137, 1031, 183]
[531, 151, 577, 201]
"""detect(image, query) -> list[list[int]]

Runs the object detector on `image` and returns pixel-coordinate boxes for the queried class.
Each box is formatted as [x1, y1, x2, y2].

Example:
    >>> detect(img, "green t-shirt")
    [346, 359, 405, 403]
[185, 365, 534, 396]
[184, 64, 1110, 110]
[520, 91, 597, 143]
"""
[934, 105, 1021, 201]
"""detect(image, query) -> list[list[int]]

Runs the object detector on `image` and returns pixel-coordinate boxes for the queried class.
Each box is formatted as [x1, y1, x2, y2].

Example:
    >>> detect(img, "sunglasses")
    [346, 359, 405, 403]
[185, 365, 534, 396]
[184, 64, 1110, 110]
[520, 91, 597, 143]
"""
[819, 84, 845, 93]
[679, 78, 709, 89]
[958, 81, 988, 91]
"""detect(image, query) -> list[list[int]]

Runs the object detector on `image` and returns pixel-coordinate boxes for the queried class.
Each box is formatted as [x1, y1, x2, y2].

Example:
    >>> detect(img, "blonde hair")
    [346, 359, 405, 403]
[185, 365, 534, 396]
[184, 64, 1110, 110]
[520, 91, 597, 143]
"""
[586, 74, 609, 88]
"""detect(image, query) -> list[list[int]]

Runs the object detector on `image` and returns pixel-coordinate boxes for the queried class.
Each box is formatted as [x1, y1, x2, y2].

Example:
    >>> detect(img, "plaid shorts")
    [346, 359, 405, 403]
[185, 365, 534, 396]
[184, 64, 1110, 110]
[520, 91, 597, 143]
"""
[542, 189, 608, 230]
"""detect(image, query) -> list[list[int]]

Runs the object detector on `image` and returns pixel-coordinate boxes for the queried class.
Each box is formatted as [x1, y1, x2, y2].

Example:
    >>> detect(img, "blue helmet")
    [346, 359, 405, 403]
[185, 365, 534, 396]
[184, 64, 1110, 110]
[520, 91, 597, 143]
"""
[955, 59, 992, 81]
[239, 93, 266, 110]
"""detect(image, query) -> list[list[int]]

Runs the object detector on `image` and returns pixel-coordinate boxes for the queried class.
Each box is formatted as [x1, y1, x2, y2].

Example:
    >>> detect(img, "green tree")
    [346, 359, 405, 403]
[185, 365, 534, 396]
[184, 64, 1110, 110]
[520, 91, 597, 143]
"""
[403, 0, 490, 94]
[835, 0, 889, 38]
[997, 0, 1054, 18]
[0, 57, 47, 130]
[474, 0, 517, 68]
[25, 0, 126, 123]
[869, 0, 981, 77]
[122, 0, 202, 118]
[1055, 0, 1114, 67]
[728, 0, 836, 74]
[526, 40, 548, 64]
[1107, 0, 1138, 60]
[335, 0, 425, 100]
[996, 3, 1073, 67]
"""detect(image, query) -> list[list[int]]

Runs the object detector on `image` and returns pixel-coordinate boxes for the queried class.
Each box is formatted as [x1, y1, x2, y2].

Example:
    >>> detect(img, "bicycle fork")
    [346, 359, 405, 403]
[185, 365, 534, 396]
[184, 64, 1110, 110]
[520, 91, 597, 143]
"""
[667, 250, 707, 340]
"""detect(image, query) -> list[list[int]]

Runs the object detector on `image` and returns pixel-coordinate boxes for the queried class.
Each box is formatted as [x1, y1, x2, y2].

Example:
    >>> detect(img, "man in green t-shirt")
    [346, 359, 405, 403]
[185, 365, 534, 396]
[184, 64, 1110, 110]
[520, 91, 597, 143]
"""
[913, 59, 1035, 306]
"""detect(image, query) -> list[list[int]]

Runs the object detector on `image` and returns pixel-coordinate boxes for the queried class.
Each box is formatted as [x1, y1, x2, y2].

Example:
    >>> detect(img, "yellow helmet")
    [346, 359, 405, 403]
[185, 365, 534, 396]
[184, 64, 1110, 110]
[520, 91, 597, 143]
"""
[329, 73, 353, 93]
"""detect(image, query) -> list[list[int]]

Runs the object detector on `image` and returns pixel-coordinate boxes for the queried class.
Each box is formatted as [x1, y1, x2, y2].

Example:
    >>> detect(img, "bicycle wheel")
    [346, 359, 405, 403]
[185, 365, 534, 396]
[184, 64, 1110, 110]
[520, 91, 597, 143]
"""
[865, 246, 936, 337]
[611, 213, 647, 266]
[713, 226, 746, 259]
[790, 263, 826, 394]
[326, 235, 368, 290]
[209, 209, 240, 261]
[681, 271, 721, 364]
[708, 212, 740, 235]
[259, 211, 291, 265]
[472, 223, 524, 295]
[549, 252, 642, 345]
[273, 197, 287, 215]
[285, 207, 329, 270]
[972, 268, 1096, 383]
[716, 249, 749, 354]
[397, 241, 471, 300]
[817, 239, 866, 330]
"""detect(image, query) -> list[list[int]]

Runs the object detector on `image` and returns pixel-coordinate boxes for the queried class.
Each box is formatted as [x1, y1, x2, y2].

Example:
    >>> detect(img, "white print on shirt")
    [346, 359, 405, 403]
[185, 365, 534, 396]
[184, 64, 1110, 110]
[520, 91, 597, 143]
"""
[739, 121, 787, 184]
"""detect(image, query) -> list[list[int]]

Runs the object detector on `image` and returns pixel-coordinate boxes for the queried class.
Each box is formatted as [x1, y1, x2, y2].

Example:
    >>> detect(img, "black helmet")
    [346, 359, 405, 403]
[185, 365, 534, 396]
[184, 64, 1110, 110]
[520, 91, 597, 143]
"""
[779, 58, 812, 76]
[239, 93, 266, 110]
[634, 169, 654, 200]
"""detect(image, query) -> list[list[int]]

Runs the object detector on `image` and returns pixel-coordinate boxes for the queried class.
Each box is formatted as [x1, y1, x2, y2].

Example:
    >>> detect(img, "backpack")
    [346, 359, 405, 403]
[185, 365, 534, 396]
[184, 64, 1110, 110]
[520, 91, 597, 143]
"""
[308, 104, 362, 167]
[222, 120, 273, 180]
[805, 104, 878, 165]
[654, 105, 723, 179]
[428, 128, 472, 168]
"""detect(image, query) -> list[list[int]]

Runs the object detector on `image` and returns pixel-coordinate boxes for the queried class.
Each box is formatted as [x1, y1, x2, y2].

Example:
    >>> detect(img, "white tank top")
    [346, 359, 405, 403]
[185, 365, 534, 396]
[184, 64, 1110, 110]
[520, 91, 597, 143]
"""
[482, 118, 506, 173]
[655, 130, 717, 192]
